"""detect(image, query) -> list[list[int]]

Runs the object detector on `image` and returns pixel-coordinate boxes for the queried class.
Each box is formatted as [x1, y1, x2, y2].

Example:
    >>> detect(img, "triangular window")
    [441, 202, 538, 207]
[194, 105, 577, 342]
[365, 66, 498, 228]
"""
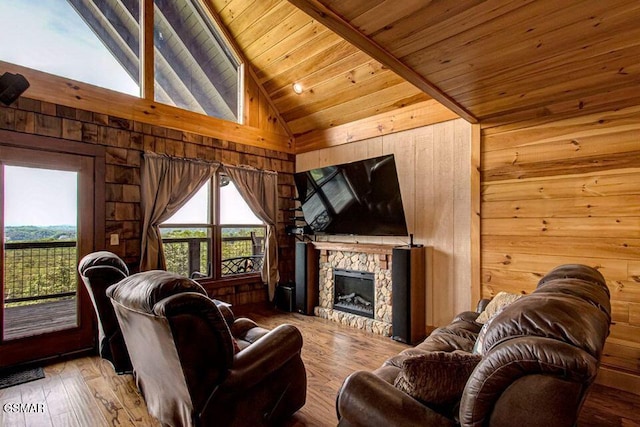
[154, 0, 242, 122]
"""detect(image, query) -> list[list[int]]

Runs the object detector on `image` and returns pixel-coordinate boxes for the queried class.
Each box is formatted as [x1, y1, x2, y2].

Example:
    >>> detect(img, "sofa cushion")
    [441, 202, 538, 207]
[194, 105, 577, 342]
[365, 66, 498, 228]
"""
[476, 291, 523, 324]
[537, 264, 607, 292]
[480, 292, 610, 359]
[393, 350, 482, 406]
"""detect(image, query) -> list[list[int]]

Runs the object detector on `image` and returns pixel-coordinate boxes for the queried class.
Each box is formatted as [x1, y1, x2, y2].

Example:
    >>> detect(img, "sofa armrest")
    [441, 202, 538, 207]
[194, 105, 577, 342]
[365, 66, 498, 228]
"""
[337, 371, 455, 427]
[460, 337, 599, 427]
[222, 324, 303, 392]
[452, 310, 481, 323]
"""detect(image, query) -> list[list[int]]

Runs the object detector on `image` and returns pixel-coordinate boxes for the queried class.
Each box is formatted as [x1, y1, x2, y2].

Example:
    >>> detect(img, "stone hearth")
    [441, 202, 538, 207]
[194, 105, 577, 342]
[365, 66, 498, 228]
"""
[313, 243, 393, 336]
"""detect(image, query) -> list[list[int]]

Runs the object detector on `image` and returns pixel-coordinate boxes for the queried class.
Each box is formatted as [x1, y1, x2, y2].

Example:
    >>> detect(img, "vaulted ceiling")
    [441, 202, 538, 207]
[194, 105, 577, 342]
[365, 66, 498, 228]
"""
[209, 0, 640, 136]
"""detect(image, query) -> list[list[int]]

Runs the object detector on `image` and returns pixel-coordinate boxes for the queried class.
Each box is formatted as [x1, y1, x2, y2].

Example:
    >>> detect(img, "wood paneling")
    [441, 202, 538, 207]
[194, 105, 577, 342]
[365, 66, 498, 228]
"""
[209, 0, 430, 138]
[481, 104, 640, 381]
[286, 0, 640, 126]
[295, 99, 458, 153]
[13, 0, 637, 155]
[296, 119, 474, 327]
[286, 0, 474, 123]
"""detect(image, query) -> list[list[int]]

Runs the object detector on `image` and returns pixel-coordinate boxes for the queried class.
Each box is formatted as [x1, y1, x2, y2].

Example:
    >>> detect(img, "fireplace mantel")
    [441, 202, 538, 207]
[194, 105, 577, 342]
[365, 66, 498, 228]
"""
[313, 242, 396, 255]
[312, 241, 395, 255]
[312, 241, 395, 270]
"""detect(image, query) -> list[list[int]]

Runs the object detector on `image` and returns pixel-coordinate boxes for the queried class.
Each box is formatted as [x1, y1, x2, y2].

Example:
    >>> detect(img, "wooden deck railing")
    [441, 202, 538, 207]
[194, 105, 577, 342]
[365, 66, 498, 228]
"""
[162, 233, 264, 278]
[3, 234, 264, 305]
[4, 241, 77, 305]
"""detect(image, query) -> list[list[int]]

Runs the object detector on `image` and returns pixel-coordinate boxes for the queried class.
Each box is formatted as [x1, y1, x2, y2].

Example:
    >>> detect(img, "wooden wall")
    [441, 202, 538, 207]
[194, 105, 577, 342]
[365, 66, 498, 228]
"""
[0, 97, 297, 306]
[297, 118, 474, 327]
[481, 104, 640, 392]
[0, 61, 293, 152]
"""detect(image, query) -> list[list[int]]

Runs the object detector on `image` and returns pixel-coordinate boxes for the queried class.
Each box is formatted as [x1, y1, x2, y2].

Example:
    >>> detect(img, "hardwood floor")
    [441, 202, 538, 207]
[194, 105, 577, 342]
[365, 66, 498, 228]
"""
[1, 307, 638, 426]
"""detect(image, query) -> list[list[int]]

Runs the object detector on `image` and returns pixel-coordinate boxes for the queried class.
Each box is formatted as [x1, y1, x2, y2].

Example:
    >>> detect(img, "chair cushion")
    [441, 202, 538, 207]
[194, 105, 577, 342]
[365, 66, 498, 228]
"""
[394, 350, 482, 405]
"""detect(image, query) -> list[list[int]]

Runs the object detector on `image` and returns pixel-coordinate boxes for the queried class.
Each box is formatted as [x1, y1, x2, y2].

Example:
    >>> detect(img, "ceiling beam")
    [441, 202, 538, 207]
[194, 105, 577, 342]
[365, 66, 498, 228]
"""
[287, 0, 478, 124]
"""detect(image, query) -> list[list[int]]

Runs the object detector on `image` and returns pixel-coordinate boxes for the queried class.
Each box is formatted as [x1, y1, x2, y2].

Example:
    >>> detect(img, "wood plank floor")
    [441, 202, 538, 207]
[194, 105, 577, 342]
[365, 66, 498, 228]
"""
[1, 307, 639, 426]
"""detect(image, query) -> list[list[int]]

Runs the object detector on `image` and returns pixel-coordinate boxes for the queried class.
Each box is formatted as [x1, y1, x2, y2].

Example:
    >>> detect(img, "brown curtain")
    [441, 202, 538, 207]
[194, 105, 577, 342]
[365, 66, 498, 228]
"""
[223, 165, 279, 301]
[140, 153, 219, 271]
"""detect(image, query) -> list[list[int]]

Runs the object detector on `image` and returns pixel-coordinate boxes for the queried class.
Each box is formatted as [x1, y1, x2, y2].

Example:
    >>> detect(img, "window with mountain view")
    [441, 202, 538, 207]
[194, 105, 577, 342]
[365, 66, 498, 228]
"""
[0, 0, 242, 122]
[160, 173, 264, 279]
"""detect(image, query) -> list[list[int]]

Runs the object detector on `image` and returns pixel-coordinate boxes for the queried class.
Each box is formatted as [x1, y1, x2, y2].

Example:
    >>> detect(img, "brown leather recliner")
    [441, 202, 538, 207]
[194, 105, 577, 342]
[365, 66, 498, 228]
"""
[107, 270, 307, 427]
[336, 264, 611, 427]
[78, 251, 132, 374]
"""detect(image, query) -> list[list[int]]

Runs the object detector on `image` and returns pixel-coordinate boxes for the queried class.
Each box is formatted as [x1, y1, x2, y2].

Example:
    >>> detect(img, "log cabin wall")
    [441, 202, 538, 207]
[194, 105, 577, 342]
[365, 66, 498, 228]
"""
[0, 97, 297, 306]
[296, 118, 474, 328]
[481, 104, 640, 392]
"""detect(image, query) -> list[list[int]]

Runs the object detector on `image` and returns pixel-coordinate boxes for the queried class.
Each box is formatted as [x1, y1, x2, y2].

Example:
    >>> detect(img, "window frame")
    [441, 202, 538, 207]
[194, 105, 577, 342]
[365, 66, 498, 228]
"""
[159, 171, 266, 283]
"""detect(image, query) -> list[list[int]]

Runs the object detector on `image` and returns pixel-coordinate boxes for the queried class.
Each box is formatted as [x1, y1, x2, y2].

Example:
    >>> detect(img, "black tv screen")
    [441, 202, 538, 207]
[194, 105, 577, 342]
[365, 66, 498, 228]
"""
[294, 154, 408, 236]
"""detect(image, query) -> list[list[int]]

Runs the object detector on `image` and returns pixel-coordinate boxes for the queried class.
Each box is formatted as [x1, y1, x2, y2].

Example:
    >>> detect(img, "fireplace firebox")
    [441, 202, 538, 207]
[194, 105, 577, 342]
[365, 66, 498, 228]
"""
[333, 269, 375, 319]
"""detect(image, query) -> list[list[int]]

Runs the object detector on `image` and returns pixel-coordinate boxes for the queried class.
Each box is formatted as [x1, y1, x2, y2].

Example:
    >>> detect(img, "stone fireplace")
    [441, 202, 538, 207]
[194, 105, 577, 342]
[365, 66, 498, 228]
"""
[313, 242, 393, 336]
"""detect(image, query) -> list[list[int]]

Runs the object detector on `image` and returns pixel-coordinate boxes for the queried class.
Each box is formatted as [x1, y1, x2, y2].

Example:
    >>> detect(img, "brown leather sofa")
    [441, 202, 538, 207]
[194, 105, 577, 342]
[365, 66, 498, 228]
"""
[78, 251, 132, 374]
[336, 264, 611, 427]
[107, 270, 306, 427]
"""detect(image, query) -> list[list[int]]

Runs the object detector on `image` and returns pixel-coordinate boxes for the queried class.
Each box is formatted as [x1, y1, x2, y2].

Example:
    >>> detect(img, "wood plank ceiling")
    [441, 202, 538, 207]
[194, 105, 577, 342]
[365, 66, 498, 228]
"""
[208, 0, 640, 137]
[209, 0, 430, 138]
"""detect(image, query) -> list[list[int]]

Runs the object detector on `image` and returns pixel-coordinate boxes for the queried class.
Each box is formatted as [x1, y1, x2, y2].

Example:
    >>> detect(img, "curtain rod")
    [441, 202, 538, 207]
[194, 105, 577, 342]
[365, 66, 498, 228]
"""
[143, 151, 278, 175]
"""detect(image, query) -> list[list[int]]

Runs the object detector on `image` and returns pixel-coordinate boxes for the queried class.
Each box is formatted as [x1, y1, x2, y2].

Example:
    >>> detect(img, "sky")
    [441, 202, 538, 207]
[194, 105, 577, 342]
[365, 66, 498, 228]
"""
[165, 180, 262, 225]
[4, 166, 77, 226]
[0, 0, 139, 95]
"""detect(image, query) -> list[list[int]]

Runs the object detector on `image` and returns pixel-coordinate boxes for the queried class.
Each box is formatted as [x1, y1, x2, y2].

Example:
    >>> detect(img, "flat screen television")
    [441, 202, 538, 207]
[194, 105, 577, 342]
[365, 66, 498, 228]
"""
[294, 154, 408, 236]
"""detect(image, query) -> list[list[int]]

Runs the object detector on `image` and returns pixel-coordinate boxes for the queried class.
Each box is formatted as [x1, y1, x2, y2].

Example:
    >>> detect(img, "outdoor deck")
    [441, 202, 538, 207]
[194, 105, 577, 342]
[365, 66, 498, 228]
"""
[3, 298, 77, 340]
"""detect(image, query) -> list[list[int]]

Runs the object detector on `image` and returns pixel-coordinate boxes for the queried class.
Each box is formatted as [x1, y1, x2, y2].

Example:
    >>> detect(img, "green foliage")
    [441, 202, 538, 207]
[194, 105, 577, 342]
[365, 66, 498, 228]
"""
[5, 225, 77, 242]
[4, 244, 77, 307]
[163, 229, 207, 238]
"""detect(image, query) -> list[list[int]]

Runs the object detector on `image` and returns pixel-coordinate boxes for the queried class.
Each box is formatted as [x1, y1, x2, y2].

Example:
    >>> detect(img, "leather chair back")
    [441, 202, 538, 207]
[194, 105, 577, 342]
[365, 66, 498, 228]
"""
[78, 251, 132, 374]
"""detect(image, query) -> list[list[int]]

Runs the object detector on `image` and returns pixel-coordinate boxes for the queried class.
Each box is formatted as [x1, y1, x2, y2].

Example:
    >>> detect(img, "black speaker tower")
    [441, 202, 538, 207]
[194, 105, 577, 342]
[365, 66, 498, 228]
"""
[392, 245, 426, 344]
[295, 241, 318, 315]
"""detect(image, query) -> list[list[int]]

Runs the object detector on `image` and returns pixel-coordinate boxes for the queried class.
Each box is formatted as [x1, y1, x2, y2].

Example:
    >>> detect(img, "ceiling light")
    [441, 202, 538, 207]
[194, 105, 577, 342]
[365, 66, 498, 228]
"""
[292, 83, 303, 94]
